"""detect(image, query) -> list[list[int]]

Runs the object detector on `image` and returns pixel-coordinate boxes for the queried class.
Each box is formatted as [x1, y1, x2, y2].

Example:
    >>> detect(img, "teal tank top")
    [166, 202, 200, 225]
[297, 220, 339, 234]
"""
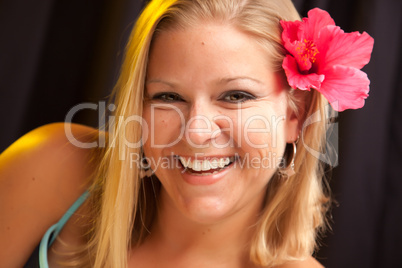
[38, 190, 89, 268]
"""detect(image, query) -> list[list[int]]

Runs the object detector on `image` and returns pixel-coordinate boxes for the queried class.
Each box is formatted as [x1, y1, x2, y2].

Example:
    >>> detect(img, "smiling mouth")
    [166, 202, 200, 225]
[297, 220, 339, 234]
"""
[177, 156, 237, 175]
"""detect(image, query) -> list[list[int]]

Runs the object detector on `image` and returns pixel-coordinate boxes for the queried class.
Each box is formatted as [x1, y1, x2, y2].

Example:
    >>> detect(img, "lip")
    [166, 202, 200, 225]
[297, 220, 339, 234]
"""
[177, 155, 238, 186]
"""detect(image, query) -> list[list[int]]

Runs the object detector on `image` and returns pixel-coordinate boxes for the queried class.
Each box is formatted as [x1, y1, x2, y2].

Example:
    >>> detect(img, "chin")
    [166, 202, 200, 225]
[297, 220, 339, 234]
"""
[180, 197, 235, 224]
[159, 185, 238, 225]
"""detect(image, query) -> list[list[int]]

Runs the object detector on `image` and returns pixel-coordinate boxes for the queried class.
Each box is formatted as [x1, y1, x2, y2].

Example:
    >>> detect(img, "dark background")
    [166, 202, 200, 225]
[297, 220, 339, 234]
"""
[1, 0, 401, 267]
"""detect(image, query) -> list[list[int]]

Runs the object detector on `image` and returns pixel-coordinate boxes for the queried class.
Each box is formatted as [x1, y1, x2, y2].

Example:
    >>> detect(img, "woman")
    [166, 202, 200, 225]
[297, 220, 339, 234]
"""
[0, 0, 373, 267]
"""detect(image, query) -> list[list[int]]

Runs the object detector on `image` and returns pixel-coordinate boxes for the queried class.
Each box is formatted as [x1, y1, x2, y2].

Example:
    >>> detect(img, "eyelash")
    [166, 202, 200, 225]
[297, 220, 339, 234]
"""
[220, 90, 256, 103]
[151, 92, 184, 102]
[150, 90, 256, 103]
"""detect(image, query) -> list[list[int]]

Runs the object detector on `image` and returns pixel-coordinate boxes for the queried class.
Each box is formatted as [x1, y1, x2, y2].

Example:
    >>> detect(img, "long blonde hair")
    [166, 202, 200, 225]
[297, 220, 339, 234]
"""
[79, 0, 331, 267]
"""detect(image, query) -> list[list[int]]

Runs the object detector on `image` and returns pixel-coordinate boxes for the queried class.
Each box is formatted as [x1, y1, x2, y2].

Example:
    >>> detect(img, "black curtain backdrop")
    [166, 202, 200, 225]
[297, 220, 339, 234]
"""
[0, 0, 401, 267]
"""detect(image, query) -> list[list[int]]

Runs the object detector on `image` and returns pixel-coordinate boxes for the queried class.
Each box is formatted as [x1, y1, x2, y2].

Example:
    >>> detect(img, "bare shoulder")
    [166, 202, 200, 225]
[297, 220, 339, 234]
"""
[274, 256, 324, 268]
[0, 123, 101, 267]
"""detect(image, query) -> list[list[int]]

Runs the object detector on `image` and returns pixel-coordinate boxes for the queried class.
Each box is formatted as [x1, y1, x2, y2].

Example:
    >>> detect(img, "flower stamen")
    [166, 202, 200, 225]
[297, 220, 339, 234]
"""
[295, 39, 319, 71]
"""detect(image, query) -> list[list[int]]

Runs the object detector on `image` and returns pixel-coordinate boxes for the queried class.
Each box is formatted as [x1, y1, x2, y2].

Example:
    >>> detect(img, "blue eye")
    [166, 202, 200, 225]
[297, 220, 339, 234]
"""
[221, 91, 256, 103]
[152, 92, 184, 102]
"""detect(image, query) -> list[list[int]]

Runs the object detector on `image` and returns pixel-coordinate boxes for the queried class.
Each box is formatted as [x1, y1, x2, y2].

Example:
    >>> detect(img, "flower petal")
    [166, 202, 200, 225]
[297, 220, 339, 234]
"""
[319, 65, 370, 111]
[302, 8, 335, 41]
[317, 25, 374, 70]
[280, 20, 303, 56]
[280, 20, 302, 43]
[282, 55, 325, 90]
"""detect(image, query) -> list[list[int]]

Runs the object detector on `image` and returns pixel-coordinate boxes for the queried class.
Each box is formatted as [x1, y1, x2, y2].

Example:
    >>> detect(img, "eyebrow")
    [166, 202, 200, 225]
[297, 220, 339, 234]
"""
[217, 76, 263, 85]
[146, 76, 263, 86]
[145, 79, 176, 87]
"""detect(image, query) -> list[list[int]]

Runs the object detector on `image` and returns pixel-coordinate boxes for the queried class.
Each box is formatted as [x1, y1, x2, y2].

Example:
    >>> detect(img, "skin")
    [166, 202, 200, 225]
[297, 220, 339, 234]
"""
[0, 23, 323, 268]
[0, 123, 97, 267]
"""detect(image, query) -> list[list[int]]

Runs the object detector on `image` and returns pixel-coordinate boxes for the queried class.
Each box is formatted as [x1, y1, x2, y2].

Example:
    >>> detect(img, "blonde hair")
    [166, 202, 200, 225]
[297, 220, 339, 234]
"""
[74, 0, 331, 267]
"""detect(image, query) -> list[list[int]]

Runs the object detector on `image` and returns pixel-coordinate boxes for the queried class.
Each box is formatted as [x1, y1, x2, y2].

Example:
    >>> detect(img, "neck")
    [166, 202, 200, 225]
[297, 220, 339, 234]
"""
[144, 188, 264, 267]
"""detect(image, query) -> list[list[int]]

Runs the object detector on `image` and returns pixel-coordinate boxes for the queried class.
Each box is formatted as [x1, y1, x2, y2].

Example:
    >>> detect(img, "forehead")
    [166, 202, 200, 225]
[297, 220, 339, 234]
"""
[147, 23, 275, 83]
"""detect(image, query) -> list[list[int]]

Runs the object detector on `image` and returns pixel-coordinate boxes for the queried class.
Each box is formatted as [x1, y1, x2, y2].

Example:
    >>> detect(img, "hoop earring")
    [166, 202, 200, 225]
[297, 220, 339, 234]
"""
[139, 153, 153, 179]
[279, 136, 299, 177]
[288, 140, 297, 175]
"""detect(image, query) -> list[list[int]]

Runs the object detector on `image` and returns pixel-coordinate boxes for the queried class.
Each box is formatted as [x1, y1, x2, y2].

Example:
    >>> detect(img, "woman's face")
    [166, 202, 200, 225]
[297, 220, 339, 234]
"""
[143, 23, 299, 224]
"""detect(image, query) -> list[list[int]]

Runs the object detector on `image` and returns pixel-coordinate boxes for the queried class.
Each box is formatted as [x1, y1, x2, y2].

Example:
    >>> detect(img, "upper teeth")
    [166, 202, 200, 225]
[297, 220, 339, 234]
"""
[179, 156, 234, 171]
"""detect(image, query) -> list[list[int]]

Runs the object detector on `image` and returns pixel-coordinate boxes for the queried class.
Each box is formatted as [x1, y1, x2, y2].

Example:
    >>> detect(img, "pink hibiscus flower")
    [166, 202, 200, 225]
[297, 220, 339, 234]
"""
[280, 8, 374, 111]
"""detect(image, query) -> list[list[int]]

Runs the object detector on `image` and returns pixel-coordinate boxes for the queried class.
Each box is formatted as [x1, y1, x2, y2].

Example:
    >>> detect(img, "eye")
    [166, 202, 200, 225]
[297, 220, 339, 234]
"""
[152, 92, 184, 102]
[221, 90, 256, 103]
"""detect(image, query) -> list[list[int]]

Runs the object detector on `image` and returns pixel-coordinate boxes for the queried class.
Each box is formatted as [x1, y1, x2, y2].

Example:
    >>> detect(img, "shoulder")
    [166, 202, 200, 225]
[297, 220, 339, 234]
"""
[0, 123, 102, 267]
[275, 256, 324, 268]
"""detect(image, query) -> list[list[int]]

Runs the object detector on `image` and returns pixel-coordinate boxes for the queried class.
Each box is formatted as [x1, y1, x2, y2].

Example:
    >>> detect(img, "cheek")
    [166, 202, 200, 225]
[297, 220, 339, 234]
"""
[239, 110, 287, 151]
[142, 106, 184, 149]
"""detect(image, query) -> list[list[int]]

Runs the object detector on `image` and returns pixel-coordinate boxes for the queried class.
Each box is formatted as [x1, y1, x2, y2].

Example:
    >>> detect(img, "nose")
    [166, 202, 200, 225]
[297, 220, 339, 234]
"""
[184, 103, 221, 148]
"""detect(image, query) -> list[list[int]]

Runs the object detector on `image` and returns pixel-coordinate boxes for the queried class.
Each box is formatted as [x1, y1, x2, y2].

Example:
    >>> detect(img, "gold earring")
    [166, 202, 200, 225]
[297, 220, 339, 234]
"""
[139, 153, 153, 179]
[279, 136, 299, 177]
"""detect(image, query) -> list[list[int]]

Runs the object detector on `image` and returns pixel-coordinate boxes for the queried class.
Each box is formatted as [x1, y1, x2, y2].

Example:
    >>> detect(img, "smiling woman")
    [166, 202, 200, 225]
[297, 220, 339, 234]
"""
[0, 0, 373, 267]
[143, 23, 295, 226]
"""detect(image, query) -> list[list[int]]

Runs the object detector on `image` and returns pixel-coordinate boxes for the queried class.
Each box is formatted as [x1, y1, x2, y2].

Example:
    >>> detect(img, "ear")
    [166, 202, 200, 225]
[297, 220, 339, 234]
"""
[285, 107, 300, 143]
